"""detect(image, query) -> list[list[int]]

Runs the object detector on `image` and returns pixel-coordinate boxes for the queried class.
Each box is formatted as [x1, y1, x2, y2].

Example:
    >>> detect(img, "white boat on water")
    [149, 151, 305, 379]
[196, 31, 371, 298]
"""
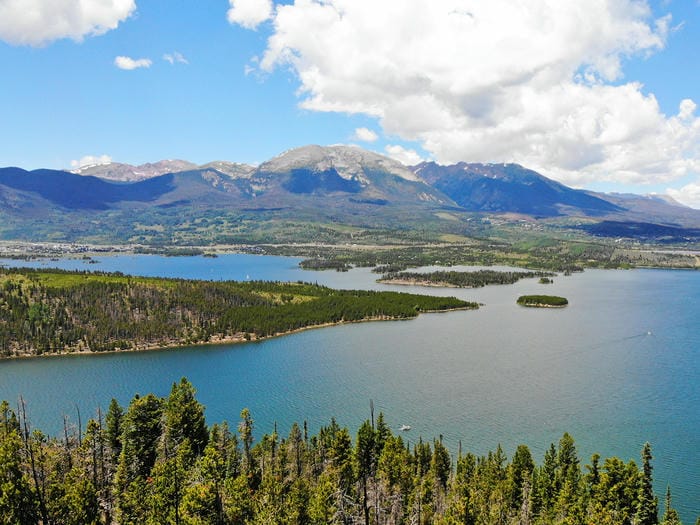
[400, 424, 411, 431]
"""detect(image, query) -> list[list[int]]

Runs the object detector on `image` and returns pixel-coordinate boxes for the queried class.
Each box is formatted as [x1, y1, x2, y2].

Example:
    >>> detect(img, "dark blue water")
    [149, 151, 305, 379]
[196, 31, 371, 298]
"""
[0, 255, 698, 521]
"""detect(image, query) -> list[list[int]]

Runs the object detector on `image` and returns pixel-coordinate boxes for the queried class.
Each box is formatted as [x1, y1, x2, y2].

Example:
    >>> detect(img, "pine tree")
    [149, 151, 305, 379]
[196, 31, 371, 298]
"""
[286, 422, 305, 480]
[509, 444, 535, 510]
[105, 398, 123, 464]
[163, 377, 208, 458]
[661, 486, 682, 525]
[238, 408, 257, 489]
[538, 443, 558, 515]
[114, 393, 163, 523]
[431, 437, 451, 490]
[308, 471, 339, 524]
[0, 428, 37, 524]
[356, 420, 376, 525]
[557, 432, 580, 489]
[637, 442, 658, 525]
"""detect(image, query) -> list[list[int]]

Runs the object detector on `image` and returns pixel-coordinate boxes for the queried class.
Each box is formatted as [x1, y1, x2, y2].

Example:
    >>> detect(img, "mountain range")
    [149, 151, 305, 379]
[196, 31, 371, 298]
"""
[1, 145, 699, 244]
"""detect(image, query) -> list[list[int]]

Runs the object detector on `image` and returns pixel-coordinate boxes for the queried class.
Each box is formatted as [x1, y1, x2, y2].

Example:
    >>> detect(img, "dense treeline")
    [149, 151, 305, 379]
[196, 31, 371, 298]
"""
[0, 378, 693, 524]
[299, 259, 352, 272]
[0, 268, 474, 357]
[378, 270, 555, 288]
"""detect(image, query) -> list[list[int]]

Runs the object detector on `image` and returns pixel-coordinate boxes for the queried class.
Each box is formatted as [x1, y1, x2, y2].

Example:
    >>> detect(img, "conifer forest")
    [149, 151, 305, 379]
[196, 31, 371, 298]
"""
[0, 379, 693, 525]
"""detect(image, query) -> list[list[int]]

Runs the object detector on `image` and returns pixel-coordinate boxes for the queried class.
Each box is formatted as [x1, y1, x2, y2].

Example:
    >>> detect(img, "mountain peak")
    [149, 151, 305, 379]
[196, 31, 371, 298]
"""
[259, 144, 421, 182]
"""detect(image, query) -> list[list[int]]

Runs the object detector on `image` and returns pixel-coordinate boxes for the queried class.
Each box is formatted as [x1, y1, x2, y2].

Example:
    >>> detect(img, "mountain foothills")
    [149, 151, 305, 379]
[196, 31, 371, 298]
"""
[0, 378, 693, 524]
[1, 145, 700, 248]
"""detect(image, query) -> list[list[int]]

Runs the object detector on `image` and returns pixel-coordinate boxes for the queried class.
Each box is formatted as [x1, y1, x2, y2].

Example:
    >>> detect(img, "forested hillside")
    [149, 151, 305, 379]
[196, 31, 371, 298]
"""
[0, 268, 473, 357]
[0, 379, 691, 524]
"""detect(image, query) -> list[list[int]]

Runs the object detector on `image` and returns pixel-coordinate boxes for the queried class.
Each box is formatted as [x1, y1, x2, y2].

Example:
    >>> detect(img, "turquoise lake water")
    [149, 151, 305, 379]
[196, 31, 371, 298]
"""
[0, 254, 698, 521]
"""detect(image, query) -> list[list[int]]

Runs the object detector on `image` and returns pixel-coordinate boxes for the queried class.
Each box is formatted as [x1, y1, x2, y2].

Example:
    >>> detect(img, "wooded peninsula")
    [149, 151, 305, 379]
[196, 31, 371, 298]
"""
[377, 270, 556, 288]
[0, 267, 475, 358]
[0, 379, 691, 524]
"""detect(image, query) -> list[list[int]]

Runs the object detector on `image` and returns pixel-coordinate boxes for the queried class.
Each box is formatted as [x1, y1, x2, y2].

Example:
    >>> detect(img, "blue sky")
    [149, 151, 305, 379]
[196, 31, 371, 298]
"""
[1, 1, 699, 206]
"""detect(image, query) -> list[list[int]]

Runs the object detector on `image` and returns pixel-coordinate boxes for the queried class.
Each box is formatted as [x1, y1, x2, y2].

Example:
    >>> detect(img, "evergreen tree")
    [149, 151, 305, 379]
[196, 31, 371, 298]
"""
[378, 434, 412, 493]
[238, 408, 255, 481]
[105, 398, 124, 464]
[509, 444, 535, 510]
[114, 393, 163, 523]
[375, 412, 390, 456]
[0, 400, 20, 435]
[119, 393, 163, 479]
[585, 453, 601, 498]
[444, 452, 476, 525]
[55, 467, 99, 525]
[308, 470, 340, 524]
[223, 475, 253, 524]
[662, 486, 682, 525]
[0, 428, 37, 524]
[431, 437, 451, 490]
[557, 432, 580, 489]
[149, 440, 192, 525]
[330, 426, 354, 491]
[286, 422, 305, 480]
[163, 378, 208, 458]
[637, 442, 658, 525]
[356, 419, 376, 525]
[538, 443, 558, 514]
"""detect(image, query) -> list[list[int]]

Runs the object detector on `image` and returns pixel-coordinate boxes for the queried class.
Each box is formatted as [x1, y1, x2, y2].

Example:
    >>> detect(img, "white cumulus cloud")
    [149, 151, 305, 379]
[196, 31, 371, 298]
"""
[70, 154, 113, 170]
[252, 0, 700, 188]
[353, 127, 378, 142]
[227, 0, 272, 30]
[384, 145, 424, 166]
[114, 55, 152, 70]
[0, 0, 135, 46]
[163, 51, 189, 65]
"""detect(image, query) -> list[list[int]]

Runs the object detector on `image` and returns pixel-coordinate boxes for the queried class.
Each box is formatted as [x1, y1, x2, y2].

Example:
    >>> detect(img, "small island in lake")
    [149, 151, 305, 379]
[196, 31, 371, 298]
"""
[516, 295, 568, 307]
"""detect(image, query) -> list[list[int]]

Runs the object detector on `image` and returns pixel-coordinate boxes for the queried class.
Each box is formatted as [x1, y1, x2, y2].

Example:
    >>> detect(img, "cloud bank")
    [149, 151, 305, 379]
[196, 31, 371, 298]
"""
[668, 182, 700, 209]
[250, 0, 699, 196]
[227, 0, 272, 30]
[353, 127, 378, 142]
[114, 56, 152, 70]
[71, 155, 112, 170]
[384, 145, 424, 166]
[0, 0, 135, 46]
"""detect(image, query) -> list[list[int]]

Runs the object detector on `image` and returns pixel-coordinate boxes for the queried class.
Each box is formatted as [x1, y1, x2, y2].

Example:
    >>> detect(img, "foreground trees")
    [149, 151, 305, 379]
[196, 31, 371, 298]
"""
[0, 380, 694, 524]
